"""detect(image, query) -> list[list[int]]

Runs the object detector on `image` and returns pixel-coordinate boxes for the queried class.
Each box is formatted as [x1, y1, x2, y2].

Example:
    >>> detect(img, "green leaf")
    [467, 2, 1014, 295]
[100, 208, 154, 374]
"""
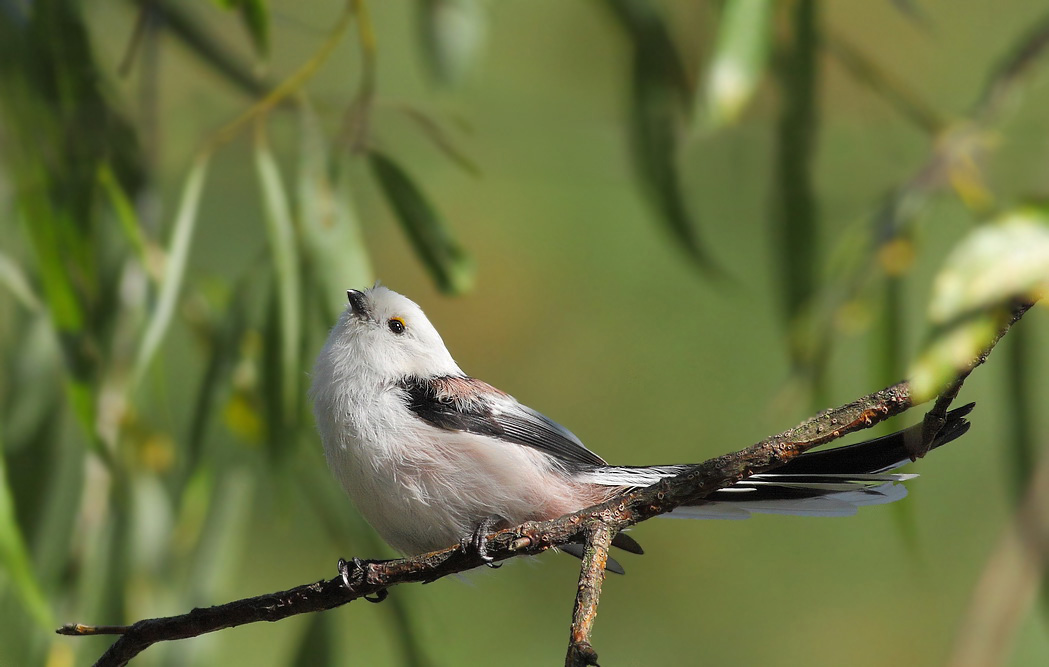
[928, 209, 1049, 323]
[297, 101, 373, 317]
[605, 0, 719, 272]
[22, 411, 85, 590]
[134, 154, 210, 387]
[603, 0, 692, 106]
[77, 479, 132, 633]
[16, 192, 101, 449]
[240, 0, 270, 56]
[772, 0, 819, 340]
[162, 467, 255, 666]
[159, 0, 272, 98]
[629, 62, 714, 269]
[703, 0, 775, 128]
[2, 316, 61, 451]
[1, 0, 144, 460]
[261, 290, 291, 459]
[97, 162, 150, 270]
[910, 208, 1049, 401]
[181, 281, 251, 489]
[418, 0, 487, 86]
[910, 310, 1003, 403]
[17, 188, 84, 333]
[369, 151, 475, 294]
[254, 127, 302, 416]
[0, 250, 41, 312]
[209, 0, 269, 55]
[186, 470, 255, 600]
[0, 440, 52, 629]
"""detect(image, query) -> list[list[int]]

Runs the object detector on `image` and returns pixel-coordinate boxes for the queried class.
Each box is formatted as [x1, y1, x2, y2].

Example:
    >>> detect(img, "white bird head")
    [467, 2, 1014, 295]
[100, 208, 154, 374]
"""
[316, 285, 462, 386]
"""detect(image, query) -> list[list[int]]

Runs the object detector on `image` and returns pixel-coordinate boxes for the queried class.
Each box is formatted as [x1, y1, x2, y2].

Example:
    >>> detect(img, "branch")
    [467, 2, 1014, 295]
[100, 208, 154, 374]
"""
[921, 302, 1034, 454]
[565, 522, 613, 667]
[58, 302, 1037, 667]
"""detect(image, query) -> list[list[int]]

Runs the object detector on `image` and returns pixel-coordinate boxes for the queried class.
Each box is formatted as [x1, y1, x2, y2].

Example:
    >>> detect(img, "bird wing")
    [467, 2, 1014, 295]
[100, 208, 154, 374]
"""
[399, 375, 608, 467]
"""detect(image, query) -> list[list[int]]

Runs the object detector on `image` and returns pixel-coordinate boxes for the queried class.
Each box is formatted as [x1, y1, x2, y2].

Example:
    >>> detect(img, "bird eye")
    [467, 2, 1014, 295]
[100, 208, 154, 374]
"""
[387, 317, 406, 334]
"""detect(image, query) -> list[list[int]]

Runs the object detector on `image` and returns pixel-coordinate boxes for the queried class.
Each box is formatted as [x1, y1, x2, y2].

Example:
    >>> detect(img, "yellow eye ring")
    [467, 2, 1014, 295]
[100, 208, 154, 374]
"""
[387, 317, 406, 334]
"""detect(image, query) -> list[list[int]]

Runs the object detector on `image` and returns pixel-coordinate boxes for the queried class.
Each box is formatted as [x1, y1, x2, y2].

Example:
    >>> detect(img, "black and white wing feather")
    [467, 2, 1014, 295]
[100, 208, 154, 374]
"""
[399, 375, 608, 467]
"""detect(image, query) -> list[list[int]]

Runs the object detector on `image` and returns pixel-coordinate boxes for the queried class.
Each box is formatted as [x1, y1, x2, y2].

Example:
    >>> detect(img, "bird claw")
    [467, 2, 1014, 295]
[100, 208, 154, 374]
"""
[337, 557, 388, 603]
[462, 516, 503, 568]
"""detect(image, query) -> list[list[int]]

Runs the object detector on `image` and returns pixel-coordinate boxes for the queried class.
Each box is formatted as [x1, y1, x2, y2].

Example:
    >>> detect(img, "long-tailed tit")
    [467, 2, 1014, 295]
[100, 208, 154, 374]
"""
[310, 285, 972, 573]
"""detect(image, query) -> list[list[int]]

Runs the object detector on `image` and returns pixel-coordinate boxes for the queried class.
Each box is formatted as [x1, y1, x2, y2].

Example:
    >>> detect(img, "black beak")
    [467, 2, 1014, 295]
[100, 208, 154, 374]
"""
[346, 289, 369, 317]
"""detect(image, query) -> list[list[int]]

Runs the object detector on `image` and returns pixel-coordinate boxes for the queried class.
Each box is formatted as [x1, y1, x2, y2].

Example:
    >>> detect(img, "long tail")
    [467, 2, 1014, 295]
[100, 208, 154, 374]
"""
[581, 403, 974, 520]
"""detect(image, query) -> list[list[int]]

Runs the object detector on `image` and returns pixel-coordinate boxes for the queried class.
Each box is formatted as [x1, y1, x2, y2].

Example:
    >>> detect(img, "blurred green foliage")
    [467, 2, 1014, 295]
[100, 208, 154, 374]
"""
[1, 1, 1049, 665]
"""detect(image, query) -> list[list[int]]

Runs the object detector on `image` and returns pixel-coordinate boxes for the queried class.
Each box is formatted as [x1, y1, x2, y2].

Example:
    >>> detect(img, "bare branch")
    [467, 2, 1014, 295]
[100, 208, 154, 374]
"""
[57, 302, 1037, 666]
[920, 303, 1034, 456]
[565, 522, 614, 667]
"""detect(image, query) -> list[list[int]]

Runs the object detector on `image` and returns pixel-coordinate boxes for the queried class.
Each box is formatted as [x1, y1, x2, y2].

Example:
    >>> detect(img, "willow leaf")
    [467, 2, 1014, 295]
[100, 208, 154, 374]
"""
[704, 0, 774, 128]
[0, 443, 52, 629]
[134, 154, 210, 386]
[369, 151, 475, 295]
[254, 126, 302, 416]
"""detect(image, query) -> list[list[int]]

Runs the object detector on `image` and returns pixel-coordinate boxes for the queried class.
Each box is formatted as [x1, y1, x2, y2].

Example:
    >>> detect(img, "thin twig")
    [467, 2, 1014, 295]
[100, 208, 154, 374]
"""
[393, 104, 481, 176]
[58, 624, 131, 636]
[973, 9, 1049, 124]
[57, 302, 1036, 666]
[205, 1, 355, 152]
[920, 303, 1033, 456]
[825, 32, 945, 135]
[565, 522, 614, 667]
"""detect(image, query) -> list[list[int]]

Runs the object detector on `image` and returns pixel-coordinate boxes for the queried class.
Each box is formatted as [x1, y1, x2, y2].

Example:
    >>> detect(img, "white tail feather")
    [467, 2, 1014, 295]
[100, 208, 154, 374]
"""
[583, 466, 917, 521]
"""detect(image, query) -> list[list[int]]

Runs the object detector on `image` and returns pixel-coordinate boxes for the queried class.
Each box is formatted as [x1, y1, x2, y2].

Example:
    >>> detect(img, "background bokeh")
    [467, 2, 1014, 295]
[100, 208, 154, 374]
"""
[2, 1, 1049, 665]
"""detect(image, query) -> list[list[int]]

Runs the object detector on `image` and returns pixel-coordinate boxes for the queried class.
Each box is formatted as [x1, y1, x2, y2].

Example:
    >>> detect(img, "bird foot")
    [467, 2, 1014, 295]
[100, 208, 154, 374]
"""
[337, 557, 388, 603]
[461, 515, 504, 568]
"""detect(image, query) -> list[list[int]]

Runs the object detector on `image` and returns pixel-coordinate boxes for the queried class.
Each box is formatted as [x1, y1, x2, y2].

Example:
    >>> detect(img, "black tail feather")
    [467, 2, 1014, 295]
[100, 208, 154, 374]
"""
[771, 403, 974, 476]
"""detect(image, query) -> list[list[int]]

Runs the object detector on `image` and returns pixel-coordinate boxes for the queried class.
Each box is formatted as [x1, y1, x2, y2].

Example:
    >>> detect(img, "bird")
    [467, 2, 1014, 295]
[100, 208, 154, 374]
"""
[310, 284, 972, 574]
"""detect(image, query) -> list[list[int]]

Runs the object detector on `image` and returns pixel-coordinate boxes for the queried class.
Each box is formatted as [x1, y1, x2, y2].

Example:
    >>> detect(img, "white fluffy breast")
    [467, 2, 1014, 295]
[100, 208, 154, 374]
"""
[323, 412, 593, 555]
